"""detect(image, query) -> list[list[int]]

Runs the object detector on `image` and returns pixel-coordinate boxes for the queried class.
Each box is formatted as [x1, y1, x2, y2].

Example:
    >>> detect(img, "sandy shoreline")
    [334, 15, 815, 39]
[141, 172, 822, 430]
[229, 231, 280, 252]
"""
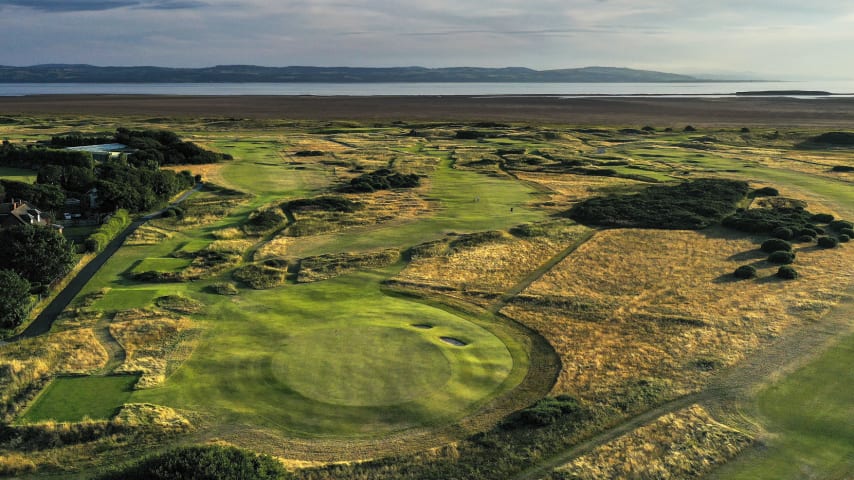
[1, 95, 853, 126]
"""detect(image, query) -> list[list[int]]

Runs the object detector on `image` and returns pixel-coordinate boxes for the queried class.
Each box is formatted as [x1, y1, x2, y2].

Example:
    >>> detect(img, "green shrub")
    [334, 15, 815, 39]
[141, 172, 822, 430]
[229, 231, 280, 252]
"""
[85, 209, 131, 252]
[796, 234, 815, 243]
[283, 196, 361, 213]
[339, 168, 420, 193]
[817, 236, 840, 248]
[840, 228, 854, 237]
[838, 234, 850, 243]
[777, 266, 799, 279]
[502, 395, 583, 428]
[723, 207, 814, 235]
[760, 238, 792, 253]
[771, 227, 794, 240]
[97, 445, 290, 480]
[809, 213, 834, 223]
[798, 228, 818, 238]
[768, 251, 796, 264]
[752, 186, 779, 197]
[733, 265, 757, 279]
[829, 220, 854, 231]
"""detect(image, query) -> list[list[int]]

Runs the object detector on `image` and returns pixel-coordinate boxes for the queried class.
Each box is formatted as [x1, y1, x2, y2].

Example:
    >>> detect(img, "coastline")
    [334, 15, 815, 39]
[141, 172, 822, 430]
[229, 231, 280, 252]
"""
[1, 94, 853, 126]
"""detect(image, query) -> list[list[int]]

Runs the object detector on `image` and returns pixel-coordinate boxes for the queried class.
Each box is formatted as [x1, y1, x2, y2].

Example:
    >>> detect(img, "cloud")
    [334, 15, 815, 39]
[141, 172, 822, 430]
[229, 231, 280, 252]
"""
[0, 0, 205, 12]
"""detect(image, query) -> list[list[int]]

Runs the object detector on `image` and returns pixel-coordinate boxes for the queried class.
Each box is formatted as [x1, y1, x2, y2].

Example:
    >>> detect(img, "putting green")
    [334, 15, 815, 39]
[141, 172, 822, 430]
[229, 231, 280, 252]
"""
[272, 326, 452, 406]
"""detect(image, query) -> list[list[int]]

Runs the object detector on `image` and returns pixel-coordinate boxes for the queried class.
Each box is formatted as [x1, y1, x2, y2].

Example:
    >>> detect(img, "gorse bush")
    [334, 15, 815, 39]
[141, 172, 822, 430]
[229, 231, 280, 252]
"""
[339, 168, 420, 193]
[809, 213, 834, 223]
[840, 228, 854, 237]
[777, 266, 799, 279]
[838, 234, 850, 243]
[796, 234, 815, 243]
[752, 186, 779, 197]
[768, 251, 796, 264]
[722, 207, 815, 235]
[817, 236, 840, 248]
[760, 238, 792, 253]
[829, 220, 854, 231]
[97, 445, 290, 480]
[503, 395, 583, 428]
[733, 265, 757, 279]
[771, 226, 794, 240]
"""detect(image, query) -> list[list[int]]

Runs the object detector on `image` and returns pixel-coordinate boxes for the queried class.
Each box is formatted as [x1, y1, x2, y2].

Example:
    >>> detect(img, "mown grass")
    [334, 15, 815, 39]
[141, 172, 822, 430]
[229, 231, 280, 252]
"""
[19, 375, 139, 423]
[711, 331, 854, 479]
[131, 268, 519, 437]
[131, 257, 191, 274]
[92, 288, 164, 311]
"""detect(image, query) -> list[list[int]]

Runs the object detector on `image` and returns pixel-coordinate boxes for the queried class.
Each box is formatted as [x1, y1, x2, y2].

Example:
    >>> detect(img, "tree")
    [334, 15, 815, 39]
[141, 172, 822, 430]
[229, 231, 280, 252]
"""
[0, 269, 31, 329]
[0, 224, 75, 285]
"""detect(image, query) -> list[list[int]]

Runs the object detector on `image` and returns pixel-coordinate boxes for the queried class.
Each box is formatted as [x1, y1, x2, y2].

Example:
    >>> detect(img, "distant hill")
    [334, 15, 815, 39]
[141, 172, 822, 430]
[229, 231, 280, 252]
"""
[0, 65, 710, 83]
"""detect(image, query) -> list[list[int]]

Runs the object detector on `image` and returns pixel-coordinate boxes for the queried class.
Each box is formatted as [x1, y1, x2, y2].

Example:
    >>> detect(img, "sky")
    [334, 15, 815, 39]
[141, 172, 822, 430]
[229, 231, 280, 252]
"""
[0, 0, 852, 79]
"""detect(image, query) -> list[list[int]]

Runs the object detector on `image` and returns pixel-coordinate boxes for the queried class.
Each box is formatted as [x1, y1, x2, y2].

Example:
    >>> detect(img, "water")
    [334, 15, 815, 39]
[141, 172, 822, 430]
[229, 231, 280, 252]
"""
[1, 81, 853, 97]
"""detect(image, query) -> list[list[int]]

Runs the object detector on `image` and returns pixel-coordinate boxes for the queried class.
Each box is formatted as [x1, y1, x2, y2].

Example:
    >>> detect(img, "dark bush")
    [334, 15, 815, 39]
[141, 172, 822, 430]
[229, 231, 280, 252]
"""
[768, 251, 796, 264]
[455, 130, 487, 139]
[817, 236, 840, 248]
[839, 234, 850, 243]
[97, 445, 290, 480]
[642, 126, 656, 132]
[683, 125, 697, 132]
[771, 227, 794, 240]
[809, 213, 834, 223]
[777, 266, 799, 279]
[339, 168, 420, 193]
[502, 395, 583, 428]
[796, 234, 815, 243]
[294, 150, 324, 156]
[284, 196, 361, 213]
[733, 265, 757, 279]
[798, 228, 818, 238]
[722, 207, 814, 235]
[568, 179, 749, 229]
[807, 131, 854, 146]
[752, 186, 779, 197]
[841, 228, 854, 237]
[760, 238, 792, 253]
[831, 165, 854, 172]
[829, 220, 854, 231]
[741, 127, 751, 133]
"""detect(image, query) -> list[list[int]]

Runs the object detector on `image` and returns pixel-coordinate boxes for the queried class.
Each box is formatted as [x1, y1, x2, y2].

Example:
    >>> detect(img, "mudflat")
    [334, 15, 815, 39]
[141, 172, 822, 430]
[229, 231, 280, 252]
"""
[1, 94, 853, 126]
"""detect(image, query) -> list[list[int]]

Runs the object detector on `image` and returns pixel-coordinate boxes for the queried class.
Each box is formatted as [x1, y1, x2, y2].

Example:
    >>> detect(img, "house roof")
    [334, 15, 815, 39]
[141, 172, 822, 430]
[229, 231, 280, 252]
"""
[66, 143, 133, 153]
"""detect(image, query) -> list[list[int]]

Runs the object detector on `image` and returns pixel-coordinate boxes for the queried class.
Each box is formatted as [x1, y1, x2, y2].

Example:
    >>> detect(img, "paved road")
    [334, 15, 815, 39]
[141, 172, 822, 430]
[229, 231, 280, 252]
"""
[7, 183, 203, 342]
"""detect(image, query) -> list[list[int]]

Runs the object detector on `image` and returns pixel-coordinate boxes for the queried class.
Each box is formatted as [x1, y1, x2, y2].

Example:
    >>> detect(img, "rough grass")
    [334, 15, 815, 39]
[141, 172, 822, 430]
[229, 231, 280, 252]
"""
[19, 375, 139, 423]
[124, 225, 173, 246]
[503, 227, 854, 404]
[297, 249, 400, 283]
[110, 312, 196, 388]
[551, 405, 752, 479]
[395, 222, 590, 306]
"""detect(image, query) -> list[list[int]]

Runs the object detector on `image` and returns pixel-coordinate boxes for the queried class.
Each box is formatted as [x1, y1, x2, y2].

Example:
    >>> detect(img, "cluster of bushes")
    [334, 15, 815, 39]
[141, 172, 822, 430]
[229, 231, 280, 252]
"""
[0, 268, 32, 329]
[97, 445, 290, 480]
[116, 128, 231, 166]
[297, 249, 400, 283]
[805, 131, 854, 146]
[340, 168, 420, 193]
[96, 161, 195, 213]
[84, 209, 130, 252]
[723, 207, 832, 238]
[283, 196, 362, 213]
[0, 224, 75, 287]
[568, 179, 749, 229]
[206, 282, 239, 296]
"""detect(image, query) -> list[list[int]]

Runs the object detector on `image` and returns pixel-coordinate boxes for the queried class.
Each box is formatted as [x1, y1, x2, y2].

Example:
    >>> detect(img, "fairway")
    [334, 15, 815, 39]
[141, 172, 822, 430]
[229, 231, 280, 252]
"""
[0, 166, 36, 183]
[19, 375, 139, 423]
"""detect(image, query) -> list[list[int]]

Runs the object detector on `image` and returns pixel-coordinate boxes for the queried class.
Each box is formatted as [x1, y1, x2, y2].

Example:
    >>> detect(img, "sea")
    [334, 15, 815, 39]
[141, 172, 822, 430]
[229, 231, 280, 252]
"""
[1, 81, 854, 97]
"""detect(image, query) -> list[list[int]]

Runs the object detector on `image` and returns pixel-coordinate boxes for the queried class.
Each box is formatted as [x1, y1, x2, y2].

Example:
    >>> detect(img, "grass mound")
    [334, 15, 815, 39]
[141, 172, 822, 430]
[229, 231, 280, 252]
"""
[297, 249, 400, 283]
[567, 179, 749, 229]
[232, 262, 288, 289]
